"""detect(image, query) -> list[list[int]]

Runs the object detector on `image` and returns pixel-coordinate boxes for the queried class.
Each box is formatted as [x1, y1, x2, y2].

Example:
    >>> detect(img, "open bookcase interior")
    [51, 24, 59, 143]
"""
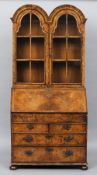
[16, 13, 45, 83]
[52, 13, 81, 84]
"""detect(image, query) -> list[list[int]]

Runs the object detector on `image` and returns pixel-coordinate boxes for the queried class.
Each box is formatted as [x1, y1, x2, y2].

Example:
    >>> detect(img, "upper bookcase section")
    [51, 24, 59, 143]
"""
[11, 4, 86, 87]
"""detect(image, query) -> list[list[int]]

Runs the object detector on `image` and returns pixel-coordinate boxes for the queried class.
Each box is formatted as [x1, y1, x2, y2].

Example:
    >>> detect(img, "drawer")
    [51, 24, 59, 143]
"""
[50, 124, 86, 133]
[12, 133, 86, 146]
[12, 113, 87, 123]
[12, 123, 48, 133]
[12, 147, 86, 163]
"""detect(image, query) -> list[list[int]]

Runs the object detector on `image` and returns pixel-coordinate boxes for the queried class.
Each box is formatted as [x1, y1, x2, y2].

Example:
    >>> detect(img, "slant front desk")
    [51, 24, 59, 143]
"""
[10, 4, 88, 170]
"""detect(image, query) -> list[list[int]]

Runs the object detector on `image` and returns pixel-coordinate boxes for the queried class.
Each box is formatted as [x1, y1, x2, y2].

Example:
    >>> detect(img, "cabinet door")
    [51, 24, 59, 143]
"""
[50, 13, 82, 85]
[15, 11, 48, 84]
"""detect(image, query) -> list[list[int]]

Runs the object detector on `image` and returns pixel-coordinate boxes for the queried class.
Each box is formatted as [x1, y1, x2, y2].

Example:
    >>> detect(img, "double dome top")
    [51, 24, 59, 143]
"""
[12, 4, 86, 23]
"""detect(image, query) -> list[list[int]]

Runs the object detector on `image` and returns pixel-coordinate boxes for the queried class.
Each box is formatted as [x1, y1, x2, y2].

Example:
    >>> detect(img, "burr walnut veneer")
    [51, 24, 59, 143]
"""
[10, 4, 88, 170]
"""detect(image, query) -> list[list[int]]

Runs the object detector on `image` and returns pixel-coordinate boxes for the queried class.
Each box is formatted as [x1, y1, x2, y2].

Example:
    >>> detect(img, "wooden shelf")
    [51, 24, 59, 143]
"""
[52, 83, 81, 85]
[67, 59, 81, 62]
[16, 59, 44, 62]
[31, 36, 44, 38]
[17, 35, 44, 38]
[16, 82, 45, 85]
[52, 59, 66, 62]
[68, 36, 81, 38]
[16, 59, 30, 61]
[52, 59, 81, 62]
[17, 35, 30, 38]
[53, 36, 66, 39]
[31, 59, 44, 61]
[53, 35, 81, 39]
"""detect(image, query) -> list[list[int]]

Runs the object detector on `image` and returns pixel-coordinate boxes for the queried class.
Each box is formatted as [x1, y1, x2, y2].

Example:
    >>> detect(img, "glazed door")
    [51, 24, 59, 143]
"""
[16, 12, 48, 85]
[50, 13, 82, 85]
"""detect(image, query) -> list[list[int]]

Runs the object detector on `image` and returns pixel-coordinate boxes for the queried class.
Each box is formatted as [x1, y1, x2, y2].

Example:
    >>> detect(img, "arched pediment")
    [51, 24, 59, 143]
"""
[11, 5, 48, 33]
[49, 5, 86, 33]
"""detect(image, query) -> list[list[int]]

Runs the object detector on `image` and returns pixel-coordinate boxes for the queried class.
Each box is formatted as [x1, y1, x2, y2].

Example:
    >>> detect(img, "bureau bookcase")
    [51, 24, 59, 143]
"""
[10, 4, 88, 170]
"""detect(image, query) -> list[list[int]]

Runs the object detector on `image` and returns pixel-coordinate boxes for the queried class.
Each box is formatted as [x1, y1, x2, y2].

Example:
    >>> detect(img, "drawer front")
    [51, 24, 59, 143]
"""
[12, 134, 86, 146]
[50, 124, 86, 133]
[12, 123, 48, 133]
[12, 113, 87, 123]
[12, 147, 86, 163]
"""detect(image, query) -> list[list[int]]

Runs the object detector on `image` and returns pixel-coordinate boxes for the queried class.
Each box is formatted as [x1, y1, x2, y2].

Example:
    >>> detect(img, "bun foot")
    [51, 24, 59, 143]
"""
[10, 165, 17, 170]
[81, 165, 88, 170]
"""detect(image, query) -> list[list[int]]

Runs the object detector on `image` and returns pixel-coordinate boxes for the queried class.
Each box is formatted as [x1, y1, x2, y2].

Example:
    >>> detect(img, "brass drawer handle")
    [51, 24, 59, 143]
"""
[64, 136, 73, 142]
[25, 151, 33, 156]
[27, 124, 34, 129]
[23, 136, 33, 142]
[64, 150, 73, 157]
[64, 124, 71, 130]
[47, 148, 53, 152]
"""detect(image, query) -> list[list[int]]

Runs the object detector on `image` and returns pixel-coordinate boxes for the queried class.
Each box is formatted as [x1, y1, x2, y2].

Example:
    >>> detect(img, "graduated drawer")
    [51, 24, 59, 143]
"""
[12, 113, 87, 123]
[12, 123, 86, 133]
[12, 147, 86, 163]
[12, 123, 48, 133]
[12, 133, 86, 146]
[50, 123, 86, 133]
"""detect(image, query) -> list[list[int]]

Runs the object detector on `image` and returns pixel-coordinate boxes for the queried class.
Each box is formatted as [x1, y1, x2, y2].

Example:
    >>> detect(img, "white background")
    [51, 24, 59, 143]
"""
[0, 0, 97, 174]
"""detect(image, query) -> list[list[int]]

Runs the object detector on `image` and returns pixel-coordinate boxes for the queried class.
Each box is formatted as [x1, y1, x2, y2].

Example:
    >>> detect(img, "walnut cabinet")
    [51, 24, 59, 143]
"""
[10, 4, 88, 170]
